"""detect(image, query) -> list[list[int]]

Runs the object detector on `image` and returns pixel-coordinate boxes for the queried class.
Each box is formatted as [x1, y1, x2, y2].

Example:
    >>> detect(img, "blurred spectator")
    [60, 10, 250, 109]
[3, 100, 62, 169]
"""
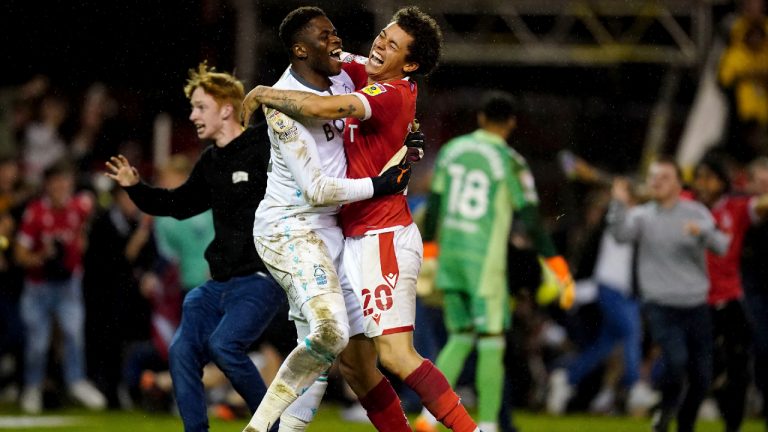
[6, 75, 50, 152]
[21, 92, 69, 187]
[741, 156, 768, 429]
[693, 154, 768, 432]
[70, 83, 120, 176]
[547, 183, 657, 417]
[0, 214, 22, 402]
[727, 0, 767, 45]
[607, 157, 729, 432]
[82, 185, 155, 408]
[0, 156, 31, 402]
[14, 160, 106, 414]
[153, 154, 214, 294]
[719, 17, 768, 161]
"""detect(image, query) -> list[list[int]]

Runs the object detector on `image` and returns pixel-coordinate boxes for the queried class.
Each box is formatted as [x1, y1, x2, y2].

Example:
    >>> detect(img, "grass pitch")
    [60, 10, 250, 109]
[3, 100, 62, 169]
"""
[0, 406, 765, 431]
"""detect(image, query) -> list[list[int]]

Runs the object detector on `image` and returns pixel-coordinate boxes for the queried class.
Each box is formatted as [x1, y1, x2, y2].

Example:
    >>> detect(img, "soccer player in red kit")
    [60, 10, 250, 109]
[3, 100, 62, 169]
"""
[242, 7, 479, 432]
[692, 155, 768, 432]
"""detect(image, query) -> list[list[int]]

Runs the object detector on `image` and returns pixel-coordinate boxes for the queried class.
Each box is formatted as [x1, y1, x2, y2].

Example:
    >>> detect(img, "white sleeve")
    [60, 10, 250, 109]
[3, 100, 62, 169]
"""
[265, 108, 374, 206]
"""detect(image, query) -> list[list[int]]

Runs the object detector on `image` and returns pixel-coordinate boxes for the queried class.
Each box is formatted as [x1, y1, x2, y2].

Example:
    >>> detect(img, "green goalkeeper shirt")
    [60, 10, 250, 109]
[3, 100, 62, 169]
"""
[431, 129, 539, 296]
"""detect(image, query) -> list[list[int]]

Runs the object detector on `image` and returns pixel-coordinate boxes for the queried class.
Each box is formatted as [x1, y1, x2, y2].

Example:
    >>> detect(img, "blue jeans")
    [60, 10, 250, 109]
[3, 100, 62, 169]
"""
[645, 303, 712, 432]
[567, 284, 641, 387]
[168, 272, 284, 432]
[20, 275, 86, 387]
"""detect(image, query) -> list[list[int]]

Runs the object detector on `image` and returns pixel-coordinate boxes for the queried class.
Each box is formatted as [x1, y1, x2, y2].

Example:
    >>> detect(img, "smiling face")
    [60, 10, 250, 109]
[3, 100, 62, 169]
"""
[188, 87, 226, 140]
[297, 15, 344, 77]
[366, 23, 417, 82]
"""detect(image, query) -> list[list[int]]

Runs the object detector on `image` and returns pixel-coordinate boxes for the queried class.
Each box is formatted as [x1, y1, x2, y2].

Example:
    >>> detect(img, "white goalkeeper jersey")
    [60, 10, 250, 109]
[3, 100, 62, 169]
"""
[253, 66, 373, 236]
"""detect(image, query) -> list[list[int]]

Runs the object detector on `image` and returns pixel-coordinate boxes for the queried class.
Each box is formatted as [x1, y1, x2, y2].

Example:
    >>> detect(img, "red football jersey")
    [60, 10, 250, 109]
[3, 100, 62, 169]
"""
[707, 195, 756, 304]
[17, 193, 93, 282]
[339, 62, 415, 237]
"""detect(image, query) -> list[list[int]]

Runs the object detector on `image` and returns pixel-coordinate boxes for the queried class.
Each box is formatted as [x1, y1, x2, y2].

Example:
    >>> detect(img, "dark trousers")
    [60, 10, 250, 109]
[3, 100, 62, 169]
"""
[711, 300, 751, 432]
[743, 275, 768, 428]
[645, 303, 713, 432]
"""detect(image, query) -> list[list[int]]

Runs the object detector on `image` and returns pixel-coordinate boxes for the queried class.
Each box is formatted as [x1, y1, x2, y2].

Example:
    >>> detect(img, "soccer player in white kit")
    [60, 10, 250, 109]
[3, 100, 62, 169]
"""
[244, 7, 479, 432]
[244, 8, 411, 432]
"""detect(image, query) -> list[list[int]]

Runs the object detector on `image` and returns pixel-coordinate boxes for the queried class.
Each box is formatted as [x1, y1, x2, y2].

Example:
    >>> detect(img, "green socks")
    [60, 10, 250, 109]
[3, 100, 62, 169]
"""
[477, 335, 505, 423]
[435, 333, 474, 385]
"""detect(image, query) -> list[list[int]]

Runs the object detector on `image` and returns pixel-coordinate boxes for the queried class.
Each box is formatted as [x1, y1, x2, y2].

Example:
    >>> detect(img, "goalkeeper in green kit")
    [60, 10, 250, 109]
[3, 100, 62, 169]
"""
[415, 91, 574, 432]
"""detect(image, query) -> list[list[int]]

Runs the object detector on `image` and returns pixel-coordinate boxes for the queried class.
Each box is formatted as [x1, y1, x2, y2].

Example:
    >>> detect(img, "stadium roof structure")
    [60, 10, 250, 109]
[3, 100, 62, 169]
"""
[363, 0, 729, 66]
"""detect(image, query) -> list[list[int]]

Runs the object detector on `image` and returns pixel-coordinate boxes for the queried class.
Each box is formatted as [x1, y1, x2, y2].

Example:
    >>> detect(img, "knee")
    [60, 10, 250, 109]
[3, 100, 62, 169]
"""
[306, 319, 349, 361]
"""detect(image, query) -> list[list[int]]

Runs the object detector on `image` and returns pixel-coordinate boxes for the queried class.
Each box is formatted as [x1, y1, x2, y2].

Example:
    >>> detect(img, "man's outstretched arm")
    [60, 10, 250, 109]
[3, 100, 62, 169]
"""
[243, 86, 366, 125]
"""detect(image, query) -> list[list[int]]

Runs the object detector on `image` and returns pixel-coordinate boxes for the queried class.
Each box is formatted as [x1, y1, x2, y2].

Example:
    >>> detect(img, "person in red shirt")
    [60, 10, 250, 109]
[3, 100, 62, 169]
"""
[14, 160, 106, 414]
[242, 7, 479, 432]
[692, 155, 768, 432]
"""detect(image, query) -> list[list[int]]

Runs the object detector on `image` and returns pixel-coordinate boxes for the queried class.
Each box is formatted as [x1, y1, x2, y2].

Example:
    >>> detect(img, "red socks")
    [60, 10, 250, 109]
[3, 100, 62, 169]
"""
[358, 377, 411, 432]
[404, 360, 477, 432]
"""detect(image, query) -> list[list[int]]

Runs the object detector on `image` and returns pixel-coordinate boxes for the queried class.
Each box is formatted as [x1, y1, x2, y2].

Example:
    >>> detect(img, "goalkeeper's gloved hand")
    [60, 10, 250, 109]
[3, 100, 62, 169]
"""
[544, 255, 575, 310]
[404, 120, 425, 163]
[372, 160, 411, 197]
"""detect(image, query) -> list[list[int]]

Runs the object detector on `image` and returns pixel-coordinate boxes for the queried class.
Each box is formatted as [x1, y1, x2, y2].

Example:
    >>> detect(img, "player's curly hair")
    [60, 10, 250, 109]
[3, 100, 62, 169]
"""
[184, 61, 245, 120]
[392, 6, 443, 76]
[279, 6, 327, 55]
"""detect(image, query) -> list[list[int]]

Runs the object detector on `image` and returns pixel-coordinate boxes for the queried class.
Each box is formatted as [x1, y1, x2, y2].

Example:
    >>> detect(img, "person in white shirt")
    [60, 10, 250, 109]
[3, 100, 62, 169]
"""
[246, 7, 412, 432]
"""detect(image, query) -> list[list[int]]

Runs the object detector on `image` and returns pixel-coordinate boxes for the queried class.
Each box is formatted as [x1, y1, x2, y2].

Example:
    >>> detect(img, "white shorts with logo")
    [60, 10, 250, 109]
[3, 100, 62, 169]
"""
[254, 226, 365, 340]
[343, 223, 423, 338]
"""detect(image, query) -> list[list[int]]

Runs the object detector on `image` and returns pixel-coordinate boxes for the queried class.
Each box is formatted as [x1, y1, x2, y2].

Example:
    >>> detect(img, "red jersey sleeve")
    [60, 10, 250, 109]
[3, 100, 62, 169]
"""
[353, 82, 404, 126]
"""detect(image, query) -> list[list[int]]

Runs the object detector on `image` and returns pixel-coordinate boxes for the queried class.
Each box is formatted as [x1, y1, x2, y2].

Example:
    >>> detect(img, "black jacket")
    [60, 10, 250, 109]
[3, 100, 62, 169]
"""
[126, 123, 270, 281]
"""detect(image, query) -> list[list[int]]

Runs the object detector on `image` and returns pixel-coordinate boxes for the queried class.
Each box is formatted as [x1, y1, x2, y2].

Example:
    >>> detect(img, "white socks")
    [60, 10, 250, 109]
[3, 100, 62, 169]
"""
[279, 376, 329, 431]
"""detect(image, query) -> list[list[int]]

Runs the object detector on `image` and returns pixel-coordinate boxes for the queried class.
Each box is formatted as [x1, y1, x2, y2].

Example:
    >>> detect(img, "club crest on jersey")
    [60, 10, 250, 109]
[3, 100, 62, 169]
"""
[232, 171, 249, 184]
[362, 83, 387, 96]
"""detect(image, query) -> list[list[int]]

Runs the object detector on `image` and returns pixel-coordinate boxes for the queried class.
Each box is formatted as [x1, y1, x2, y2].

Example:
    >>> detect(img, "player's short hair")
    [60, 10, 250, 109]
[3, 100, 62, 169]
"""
[480, 91, 515, 123]
[184, 62, 245, 120]
[392, 6, 443, 76]
[279, 7, 327, 55]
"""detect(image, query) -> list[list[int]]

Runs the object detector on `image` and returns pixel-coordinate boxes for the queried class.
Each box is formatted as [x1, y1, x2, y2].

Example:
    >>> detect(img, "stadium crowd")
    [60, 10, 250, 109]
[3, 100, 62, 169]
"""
[0, 1, 766, 432]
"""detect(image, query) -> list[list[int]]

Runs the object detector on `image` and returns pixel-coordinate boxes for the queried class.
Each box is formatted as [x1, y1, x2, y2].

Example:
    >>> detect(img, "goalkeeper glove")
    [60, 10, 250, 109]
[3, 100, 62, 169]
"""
[544, 255, 575, 310]
[404, 120, 425, 163]
[372, 161, 411, 197]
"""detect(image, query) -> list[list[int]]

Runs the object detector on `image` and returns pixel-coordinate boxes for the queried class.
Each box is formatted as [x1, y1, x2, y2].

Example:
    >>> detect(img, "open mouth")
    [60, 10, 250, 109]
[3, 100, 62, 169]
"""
[369, 52, 384, 66]
[195, 124, 205, 133]
[329, 48, 342, 61]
